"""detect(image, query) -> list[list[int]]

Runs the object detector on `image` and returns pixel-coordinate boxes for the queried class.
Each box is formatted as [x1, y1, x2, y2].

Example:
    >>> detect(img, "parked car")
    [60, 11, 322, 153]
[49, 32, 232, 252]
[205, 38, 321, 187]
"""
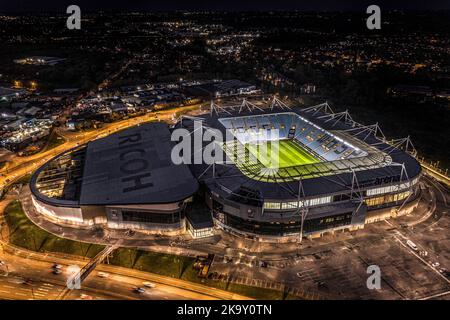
[143, 282, 156, 288]
[406, 240, 418, 251]
[133, 287, 146, 294]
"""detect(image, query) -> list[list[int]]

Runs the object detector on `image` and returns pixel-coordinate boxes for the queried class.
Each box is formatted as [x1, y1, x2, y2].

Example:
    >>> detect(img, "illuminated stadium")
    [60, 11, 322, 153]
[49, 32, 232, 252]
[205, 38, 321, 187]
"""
[29, 98, 422, 242]
[175, 98, 422, 241]
[218, 111, 390, 182]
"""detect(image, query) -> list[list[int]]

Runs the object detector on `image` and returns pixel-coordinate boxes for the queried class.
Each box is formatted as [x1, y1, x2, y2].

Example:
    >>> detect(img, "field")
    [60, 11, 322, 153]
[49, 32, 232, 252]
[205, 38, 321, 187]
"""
[245, 139, 319, 169]
[221, 138, 330, 181]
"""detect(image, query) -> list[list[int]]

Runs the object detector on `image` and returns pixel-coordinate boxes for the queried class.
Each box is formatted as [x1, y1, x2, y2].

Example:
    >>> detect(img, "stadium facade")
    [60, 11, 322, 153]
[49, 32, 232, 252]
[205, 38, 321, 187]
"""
[30, 99, 422, 241]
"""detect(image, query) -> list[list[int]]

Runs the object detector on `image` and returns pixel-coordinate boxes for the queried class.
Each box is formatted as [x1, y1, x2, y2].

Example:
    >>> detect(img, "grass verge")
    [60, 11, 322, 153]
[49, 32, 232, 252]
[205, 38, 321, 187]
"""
[4, 200, 104, 258]
[108, 248, 294, 299]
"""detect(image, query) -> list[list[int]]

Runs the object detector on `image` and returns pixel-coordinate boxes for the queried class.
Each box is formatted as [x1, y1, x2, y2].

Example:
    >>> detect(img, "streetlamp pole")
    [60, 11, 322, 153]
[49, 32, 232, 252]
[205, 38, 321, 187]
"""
[30, 285, 35, 300]
[297, 178, 308, 244]
[299, 208, 308, 244]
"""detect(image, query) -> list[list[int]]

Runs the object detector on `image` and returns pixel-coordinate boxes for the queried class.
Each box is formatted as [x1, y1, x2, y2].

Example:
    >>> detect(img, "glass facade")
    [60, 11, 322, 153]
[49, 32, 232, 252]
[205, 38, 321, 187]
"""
[365, 190, 411, 207]
[263, 177, 419, 211]
[122, 210, 180, 224]
[264, 195, 332, 210]
[220, 211, 353, 236]
[189, 227, 214, 238]
[211, 174, 419, 237]
[366, 177, 419, 197]
[186, 218, 214, 238]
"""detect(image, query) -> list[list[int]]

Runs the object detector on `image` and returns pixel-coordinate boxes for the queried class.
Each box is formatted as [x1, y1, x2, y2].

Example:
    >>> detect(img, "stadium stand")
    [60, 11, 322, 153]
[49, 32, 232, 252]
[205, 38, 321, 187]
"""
[219, 112, 367, 162]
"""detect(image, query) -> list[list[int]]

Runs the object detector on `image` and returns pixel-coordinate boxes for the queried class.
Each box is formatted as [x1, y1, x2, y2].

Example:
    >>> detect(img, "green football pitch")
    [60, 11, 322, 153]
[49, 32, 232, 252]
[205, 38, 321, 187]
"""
[245, 139, 319, 169]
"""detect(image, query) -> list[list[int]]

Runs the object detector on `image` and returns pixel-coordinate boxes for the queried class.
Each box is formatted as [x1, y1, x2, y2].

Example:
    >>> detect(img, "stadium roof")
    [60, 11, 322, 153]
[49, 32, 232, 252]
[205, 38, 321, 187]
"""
[79, 122, 198, 205]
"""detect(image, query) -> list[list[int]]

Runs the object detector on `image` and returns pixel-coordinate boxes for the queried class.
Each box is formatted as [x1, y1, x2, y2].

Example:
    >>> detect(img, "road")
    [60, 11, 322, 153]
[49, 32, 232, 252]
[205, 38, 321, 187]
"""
[0, 248, 219, 300]
[0, 238, 252, 300]
[0, 192, 250, 300]
[420, 162, 450, 188]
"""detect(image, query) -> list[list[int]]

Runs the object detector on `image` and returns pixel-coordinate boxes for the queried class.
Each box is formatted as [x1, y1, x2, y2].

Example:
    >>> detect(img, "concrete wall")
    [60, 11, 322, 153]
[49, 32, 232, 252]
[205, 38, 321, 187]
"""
[31, 195, 87, 226]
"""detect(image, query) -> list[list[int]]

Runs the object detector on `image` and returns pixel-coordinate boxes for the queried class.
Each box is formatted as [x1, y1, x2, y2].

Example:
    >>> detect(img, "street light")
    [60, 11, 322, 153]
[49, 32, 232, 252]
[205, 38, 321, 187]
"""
[30, 81, 38, 90]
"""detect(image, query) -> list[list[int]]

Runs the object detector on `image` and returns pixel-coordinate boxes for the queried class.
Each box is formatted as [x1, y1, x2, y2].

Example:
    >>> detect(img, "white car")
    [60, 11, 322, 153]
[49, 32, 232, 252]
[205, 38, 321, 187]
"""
[97, 272, 109, 278]
[406, 240, 418, 251]
[143, 282, 156, 288]
[134, 287, 146, 294]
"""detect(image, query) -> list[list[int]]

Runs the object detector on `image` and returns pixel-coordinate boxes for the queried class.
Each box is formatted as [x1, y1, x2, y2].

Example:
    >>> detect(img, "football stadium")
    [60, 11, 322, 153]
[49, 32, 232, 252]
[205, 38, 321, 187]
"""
[29, 98, 422, 242]
[176, 98, 422, 241]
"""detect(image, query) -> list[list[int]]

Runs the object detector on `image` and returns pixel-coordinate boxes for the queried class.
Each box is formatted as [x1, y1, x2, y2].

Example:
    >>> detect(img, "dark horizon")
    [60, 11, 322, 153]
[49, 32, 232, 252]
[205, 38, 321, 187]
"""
[2, 0, 450, 13]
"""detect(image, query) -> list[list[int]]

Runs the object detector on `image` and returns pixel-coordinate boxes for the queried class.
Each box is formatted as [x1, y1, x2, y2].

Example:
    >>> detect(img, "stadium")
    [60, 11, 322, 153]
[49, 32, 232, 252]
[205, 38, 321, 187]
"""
[29, 98, 422, 242]
[175, 98, 422, 241]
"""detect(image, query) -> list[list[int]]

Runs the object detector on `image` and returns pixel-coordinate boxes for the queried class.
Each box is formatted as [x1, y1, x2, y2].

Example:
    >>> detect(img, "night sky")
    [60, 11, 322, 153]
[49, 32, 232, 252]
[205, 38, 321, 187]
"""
[2, 0, 450, 12]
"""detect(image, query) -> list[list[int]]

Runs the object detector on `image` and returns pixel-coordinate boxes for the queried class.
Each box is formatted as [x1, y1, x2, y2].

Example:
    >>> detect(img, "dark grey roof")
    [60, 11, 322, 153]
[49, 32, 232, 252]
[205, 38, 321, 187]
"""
[79, 122, 197, 205]
[185, 203, 214, 229]
[183, 79, 254, 97]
